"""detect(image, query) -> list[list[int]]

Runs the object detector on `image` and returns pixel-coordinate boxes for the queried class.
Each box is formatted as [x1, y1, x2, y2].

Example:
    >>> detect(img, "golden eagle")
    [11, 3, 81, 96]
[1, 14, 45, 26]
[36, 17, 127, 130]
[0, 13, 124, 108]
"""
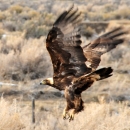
[40, 6, 126, 121]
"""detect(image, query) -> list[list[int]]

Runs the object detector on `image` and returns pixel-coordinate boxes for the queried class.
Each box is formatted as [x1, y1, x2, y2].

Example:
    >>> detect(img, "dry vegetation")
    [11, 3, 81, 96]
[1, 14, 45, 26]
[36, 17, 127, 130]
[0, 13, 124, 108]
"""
[0, 0, 130, 130]
[1, 97, 130, 130]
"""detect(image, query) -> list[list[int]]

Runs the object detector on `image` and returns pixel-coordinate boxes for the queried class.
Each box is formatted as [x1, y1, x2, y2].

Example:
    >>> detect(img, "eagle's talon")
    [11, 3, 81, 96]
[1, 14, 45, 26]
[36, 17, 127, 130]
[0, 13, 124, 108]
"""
[69, 116, 74, 122]
[68, 109, 75, 122]
[62, 109, 69, 120]
[63, 113, 70, 120]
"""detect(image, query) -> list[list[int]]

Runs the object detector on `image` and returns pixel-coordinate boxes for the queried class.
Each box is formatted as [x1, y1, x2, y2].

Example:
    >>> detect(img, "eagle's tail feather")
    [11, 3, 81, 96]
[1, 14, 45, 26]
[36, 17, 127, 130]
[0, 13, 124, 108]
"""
[93, 67, 113, 80]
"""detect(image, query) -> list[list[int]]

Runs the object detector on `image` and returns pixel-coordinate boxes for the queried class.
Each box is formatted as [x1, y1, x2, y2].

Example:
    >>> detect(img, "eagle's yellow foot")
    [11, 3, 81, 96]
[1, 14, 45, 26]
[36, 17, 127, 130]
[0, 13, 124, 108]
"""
[62, 109, 69, 120]
[69, 109, 75, 122]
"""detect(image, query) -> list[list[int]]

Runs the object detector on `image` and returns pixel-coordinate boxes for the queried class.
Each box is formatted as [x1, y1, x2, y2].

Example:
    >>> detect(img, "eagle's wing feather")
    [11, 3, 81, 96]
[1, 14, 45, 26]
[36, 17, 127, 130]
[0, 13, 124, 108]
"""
[46, 6, 91, 83]
[83, 27, 126, 70]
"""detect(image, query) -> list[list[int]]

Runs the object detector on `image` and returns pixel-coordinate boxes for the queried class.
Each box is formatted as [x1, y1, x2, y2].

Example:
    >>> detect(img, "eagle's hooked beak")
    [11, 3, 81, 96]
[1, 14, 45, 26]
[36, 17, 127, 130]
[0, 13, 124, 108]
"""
[40, 80, 46, 85]
[40, 78, 53, 86]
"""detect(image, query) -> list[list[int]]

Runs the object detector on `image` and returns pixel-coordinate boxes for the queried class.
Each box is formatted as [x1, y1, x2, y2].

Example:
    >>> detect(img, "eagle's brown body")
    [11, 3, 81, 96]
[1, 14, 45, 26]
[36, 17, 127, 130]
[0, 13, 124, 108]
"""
[40, 5, 127, 121]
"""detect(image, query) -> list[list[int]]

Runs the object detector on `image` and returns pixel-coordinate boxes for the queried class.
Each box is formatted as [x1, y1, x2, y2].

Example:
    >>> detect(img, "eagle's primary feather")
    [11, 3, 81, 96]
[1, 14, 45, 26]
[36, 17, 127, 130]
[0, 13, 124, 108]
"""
[83, 27, 126, 69]
[40, 5, 127, 121]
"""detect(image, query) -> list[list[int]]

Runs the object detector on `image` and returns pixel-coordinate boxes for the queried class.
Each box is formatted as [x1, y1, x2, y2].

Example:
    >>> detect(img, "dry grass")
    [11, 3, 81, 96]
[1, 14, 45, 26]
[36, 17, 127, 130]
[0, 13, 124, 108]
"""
[0, 97, 25, 130]
[0, 97, 130, 130]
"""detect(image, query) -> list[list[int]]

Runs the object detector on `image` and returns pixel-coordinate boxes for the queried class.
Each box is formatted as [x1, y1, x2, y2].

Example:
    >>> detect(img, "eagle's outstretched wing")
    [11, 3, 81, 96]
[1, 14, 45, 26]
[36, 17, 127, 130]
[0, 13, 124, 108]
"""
[46, 6, 91, 82]
[83, 27, 126, 70]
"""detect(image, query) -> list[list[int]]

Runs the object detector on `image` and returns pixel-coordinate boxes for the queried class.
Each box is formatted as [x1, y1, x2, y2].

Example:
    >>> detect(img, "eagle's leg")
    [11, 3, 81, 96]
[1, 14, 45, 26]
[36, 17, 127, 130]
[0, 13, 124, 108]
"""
[68, 95, 84, 121]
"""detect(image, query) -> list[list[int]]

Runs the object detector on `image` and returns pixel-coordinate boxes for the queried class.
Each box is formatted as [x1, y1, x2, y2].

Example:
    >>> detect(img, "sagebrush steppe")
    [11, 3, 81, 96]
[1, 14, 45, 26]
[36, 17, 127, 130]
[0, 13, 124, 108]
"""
[0, 0, 130, 130]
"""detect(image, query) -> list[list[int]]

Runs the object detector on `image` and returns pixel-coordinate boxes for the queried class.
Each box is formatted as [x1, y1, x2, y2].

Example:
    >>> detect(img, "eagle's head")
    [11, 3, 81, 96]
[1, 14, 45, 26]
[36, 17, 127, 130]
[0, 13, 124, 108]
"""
[40, 78, 54, 86]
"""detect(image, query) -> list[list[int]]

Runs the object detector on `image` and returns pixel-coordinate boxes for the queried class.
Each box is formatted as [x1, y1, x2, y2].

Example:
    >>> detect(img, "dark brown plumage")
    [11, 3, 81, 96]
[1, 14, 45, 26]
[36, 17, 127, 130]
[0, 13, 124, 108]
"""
[83, 27, 126, 69]
[40, 5, 127, 121]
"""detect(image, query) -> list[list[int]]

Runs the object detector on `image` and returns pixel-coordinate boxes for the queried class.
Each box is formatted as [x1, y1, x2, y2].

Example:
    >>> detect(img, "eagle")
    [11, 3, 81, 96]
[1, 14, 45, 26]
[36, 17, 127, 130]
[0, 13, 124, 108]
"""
[40, 5, 127, 121]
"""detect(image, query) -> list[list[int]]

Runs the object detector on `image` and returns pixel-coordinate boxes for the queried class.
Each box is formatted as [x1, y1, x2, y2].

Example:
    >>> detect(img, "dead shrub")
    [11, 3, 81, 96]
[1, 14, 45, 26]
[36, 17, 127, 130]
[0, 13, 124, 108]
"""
[9, 5, 23, 14]
[103, 4, 117, 13]
[3, 21, 16, 31]
[82, 26, 95, 38]
[35, 25, 49, 38]
[0, 12, 6, 21]
[28, 10, 40, 19]
[0, 29, 5, 39]
[0, 35, 52, 81]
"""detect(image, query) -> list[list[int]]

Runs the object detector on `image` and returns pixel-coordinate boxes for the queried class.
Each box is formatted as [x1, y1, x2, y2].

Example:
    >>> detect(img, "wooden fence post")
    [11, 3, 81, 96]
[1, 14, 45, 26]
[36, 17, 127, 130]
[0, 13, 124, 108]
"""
[32, 97, 35, 124]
